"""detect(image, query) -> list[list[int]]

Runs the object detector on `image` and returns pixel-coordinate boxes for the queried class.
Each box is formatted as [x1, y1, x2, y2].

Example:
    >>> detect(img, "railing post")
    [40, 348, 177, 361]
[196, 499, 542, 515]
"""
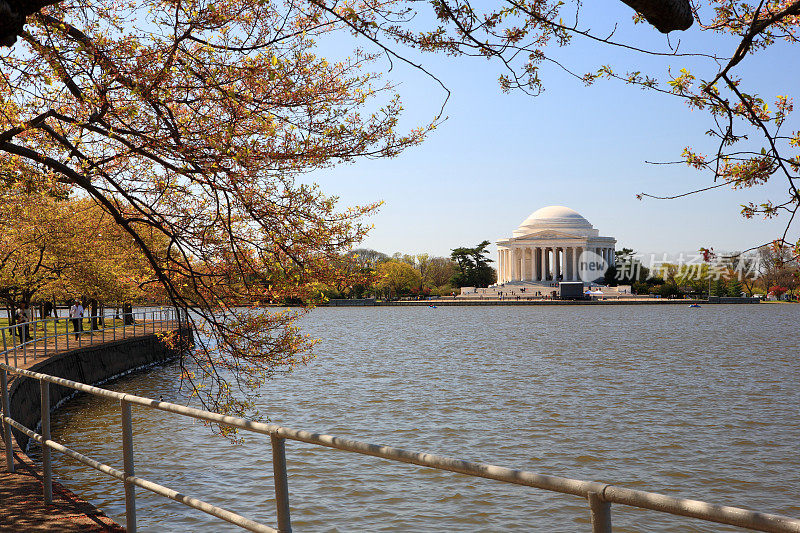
[12, 328, 17, 367]
[40, 380, 52, 503]
[53, 318, 58, 353]
[43, 321, 47, 359]
[1, 368, 14, 472]
[121, 399, 137, 533]
[271, 435, 292, 533]
[588, 491, 612, 533]
[2, 329, 7, 365]
[33, 320, 37, 360]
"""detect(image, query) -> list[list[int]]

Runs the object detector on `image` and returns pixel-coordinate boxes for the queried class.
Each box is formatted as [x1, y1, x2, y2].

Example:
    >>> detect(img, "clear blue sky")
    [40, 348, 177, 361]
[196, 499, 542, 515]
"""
[309, 1, 795, 261]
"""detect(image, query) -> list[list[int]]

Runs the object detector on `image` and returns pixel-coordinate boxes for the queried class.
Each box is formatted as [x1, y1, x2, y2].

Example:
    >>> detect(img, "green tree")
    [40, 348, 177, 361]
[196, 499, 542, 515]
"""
[377, 261, 422, 299]
[659, 282, 682, 299]
[727, 279, 743, 297]
[712, 278, 728, 297]
[726, 253, 758, 296]
[424, 257, 459, 291]
[450, 241, 496, 288]
[605, 248, 649, 286]
[351, 249, 390, 269]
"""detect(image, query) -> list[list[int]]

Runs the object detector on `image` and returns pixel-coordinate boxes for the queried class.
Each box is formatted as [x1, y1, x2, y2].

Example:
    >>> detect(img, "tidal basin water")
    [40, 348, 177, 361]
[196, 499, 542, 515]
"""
[33, 304, 800, 532]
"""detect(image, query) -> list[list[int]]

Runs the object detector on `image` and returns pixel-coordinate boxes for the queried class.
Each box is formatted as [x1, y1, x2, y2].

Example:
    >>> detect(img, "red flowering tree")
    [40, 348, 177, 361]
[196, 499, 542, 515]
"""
[769, 285, 788, 298]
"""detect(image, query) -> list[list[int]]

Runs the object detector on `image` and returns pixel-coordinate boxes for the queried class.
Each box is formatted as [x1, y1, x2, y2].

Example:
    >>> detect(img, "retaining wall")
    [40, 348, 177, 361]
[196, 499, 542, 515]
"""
[707, 296, 761, 304]
[8, 329, 191, 451]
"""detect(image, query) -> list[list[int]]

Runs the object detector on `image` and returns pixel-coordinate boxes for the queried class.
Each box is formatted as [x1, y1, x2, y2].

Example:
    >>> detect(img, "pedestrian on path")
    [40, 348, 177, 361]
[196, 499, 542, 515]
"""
[69, 300, 84, 340]
[14, 303, 31, 342]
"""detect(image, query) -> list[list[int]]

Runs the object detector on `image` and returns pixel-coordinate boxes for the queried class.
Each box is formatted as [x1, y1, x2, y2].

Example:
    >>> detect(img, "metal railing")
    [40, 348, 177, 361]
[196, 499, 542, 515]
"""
[1, 318, 799, 532]
[1, 308, 178, 367]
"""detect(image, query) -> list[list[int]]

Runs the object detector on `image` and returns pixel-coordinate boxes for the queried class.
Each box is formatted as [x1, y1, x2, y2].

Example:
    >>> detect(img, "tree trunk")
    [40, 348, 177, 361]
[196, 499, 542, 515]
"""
[619, 0, 693, 33]
[0, 0, 64, 46]
[123, 302, 134, 325]
[90, 299, 99, 330]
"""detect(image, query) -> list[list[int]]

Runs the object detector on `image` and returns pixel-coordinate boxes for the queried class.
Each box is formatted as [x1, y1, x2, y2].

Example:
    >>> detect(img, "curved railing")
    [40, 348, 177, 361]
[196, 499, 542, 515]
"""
[1, 318, 799, 532]
[1, 308, 179, 367]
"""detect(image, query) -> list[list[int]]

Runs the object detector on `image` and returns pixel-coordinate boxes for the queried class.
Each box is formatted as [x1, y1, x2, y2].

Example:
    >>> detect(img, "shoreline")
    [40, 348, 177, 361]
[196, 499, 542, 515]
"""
[324, 297, 768, 306]
[1, 328, 190, 531]
[373, 298, 707, 306]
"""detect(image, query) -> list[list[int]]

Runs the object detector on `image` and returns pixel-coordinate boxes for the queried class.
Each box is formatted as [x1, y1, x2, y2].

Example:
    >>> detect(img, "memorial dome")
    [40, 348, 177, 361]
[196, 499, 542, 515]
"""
[513, 205, 594, 237]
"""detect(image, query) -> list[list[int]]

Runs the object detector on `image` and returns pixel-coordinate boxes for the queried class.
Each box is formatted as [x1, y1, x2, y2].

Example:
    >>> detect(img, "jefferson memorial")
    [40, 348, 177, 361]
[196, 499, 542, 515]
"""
[496, 206, 616, 283]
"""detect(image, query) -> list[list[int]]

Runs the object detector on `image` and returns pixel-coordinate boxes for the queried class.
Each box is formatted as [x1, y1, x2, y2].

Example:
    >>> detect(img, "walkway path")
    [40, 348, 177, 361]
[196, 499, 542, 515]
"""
[2, 319, 176, 371]
[1, 320, 177, 532]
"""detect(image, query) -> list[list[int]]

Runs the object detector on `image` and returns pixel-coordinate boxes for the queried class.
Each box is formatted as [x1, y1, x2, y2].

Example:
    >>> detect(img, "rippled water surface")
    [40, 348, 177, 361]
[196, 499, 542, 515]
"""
[33, 304, 800, 532]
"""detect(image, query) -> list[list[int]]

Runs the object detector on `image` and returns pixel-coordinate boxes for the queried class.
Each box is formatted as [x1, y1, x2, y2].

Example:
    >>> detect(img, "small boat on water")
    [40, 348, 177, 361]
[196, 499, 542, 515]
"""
[689, 303, 701, 308]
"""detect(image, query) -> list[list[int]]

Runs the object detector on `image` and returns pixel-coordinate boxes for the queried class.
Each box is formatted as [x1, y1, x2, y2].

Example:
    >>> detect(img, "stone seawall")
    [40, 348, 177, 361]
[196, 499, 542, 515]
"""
[373, 299, 708, 306]
[8, 329, 191, 452]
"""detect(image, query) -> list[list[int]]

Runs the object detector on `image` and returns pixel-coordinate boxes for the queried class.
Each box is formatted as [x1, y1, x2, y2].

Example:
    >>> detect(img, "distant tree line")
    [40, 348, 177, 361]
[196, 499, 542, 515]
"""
[319, 241, 497, 300]
[605, 246, 799, 299]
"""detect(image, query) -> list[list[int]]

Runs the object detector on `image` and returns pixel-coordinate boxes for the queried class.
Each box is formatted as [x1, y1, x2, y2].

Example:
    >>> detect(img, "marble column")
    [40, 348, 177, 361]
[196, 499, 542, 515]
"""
[513, 248, 519, 281]
[557, 248, 563, 280]
[498, 250, 504, 283]
[528, 248, 534, 281]
[566, 247, 571, 281]
[542, 248, 547, 280]
[541, 247, 546, 281]
[526, 247, 532, 281]
[572, 247, 579, 281]
[553, 248, 559, 280]
[539, 247, 545, 281]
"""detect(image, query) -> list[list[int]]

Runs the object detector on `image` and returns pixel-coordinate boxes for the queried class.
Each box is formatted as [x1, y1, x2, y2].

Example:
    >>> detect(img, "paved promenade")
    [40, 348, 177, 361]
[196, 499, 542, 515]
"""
[1, 320, 176, 532]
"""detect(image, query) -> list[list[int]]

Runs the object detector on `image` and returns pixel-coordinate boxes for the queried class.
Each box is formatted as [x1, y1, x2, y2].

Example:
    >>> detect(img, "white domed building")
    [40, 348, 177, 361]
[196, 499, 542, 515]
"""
[496, 206, 616, 283]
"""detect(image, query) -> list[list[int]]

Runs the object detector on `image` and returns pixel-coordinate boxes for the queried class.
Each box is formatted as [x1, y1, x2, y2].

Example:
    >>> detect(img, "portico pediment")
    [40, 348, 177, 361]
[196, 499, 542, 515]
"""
[513, 230, 583, 241]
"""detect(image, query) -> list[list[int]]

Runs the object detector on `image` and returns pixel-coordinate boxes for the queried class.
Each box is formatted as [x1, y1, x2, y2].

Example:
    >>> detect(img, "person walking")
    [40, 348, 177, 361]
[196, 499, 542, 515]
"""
[69, 299, 84, 340]
[14, 303, 31, 342]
